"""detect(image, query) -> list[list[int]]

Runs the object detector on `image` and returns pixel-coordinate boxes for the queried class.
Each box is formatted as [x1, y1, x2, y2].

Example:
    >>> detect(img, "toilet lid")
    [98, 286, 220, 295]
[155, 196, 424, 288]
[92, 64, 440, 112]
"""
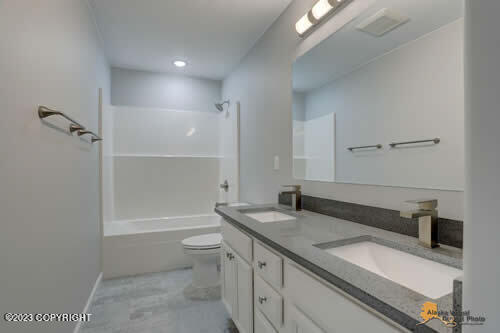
[182, 233, 222, 249]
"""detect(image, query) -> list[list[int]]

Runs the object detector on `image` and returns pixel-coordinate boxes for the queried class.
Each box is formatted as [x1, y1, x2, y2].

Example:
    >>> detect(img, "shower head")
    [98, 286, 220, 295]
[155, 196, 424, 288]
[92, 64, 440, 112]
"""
[215, 100, 230, 112]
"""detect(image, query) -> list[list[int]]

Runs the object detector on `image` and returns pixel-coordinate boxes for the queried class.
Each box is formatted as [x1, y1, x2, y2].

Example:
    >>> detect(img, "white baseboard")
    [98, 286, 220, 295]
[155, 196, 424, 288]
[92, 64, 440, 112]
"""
[73, 272, 102, 333]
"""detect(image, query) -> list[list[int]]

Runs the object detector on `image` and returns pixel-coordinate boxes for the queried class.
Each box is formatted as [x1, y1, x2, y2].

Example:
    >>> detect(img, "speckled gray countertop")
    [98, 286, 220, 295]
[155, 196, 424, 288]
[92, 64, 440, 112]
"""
[215, 204, 463, 333]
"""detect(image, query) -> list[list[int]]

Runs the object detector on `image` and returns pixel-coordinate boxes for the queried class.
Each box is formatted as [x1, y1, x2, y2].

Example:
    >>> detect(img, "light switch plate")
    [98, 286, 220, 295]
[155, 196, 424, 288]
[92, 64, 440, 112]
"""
[274, 155, 280, 170]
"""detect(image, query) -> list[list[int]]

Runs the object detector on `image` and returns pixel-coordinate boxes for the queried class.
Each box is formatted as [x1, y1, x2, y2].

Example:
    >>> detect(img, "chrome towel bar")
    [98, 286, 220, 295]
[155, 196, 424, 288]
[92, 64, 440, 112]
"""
[389, 138, 440, 148]
[348, 144, 382, 151]
[38, 105, 102, 143]
[77, 130, 102, 143]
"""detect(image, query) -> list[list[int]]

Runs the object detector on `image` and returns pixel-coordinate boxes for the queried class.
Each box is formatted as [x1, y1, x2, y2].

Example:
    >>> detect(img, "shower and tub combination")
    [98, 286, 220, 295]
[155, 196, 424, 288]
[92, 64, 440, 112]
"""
[101, 101, 240, 288]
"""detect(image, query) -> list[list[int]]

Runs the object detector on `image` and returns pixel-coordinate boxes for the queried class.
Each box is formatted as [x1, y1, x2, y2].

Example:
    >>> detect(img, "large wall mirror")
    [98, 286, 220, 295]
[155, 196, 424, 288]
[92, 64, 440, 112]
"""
[292, 0, 464, 190]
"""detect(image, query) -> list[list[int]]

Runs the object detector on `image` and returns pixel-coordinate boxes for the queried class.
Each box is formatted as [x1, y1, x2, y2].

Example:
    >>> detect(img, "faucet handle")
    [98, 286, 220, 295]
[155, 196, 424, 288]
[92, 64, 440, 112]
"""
[405, 199, 438, 210]
[282, 185, 301, 191]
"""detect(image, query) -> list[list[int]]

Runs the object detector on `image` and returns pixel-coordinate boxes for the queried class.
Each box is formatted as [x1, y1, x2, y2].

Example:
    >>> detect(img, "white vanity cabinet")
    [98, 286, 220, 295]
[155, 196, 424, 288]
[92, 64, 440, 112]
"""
[221, 219, 254, 333]
[221, 242, 253, 333]
[221, 242, 236, 316]
[221, 219, 407, 333]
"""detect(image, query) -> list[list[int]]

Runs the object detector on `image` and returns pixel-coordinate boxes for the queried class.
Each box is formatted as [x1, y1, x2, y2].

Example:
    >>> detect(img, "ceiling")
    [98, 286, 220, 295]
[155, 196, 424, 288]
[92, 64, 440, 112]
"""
[293, 0, 464, 93]
[89, 0, 292, 80]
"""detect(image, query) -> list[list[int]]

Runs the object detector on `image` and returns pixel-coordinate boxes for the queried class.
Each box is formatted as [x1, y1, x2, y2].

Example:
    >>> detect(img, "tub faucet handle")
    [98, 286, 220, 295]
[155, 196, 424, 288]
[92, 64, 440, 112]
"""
[220, 180, 229, 192]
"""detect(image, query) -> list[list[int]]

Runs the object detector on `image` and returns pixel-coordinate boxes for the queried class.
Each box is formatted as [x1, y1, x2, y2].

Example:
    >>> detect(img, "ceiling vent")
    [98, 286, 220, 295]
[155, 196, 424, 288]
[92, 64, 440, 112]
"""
[356, 8, 409, 37]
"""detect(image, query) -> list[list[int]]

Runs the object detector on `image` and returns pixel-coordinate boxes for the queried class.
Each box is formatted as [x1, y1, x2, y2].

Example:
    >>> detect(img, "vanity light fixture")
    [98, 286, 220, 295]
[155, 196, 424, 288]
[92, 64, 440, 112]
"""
[296, 0, 352, 37]
[312, 0, 341, 20]
[173, 60, 187, 68]
[296, 13, 314, 36]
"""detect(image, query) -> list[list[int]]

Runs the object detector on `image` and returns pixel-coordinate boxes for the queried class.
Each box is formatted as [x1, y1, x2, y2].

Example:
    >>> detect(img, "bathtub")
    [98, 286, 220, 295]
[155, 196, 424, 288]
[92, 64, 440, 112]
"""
[103, 214, 221, 279]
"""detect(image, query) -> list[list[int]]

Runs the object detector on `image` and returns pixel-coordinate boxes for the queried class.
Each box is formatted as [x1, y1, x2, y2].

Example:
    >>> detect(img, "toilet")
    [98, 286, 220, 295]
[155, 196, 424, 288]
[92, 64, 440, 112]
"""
[182, 233, 222, 289]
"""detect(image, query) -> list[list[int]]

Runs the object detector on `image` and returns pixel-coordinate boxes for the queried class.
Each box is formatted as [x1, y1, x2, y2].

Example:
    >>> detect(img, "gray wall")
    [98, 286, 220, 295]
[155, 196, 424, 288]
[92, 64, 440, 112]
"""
[0, 1, 110, 333]
[111, 67, 221, 111]
[292, 92, 306, 121]
[464, 0, 500, 330]
[222, 0, 464, 220]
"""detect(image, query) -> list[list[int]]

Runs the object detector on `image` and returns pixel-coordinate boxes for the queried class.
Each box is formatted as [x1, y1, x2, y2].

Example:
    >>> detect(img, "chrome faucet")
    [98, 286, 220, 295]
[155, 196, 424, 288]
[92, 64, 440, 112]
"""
[400, 199, 439, 248]
[280, 185, 302, 211]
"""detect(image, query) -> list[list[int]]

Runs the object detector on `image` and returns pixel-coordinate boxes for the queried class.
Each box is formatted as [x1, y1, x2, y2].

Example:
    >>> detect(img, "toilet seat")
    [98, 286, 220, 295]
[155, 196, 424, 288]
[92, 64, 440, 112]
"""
[182, 233, 222, 250]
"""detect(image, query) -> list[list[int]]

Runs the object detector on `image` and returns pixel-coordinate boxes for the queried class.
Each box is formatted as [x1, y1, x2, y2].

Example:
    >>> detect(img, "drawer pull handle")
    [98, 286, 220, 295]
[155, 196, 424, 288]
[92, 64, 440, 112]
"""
[258, 261, 267, 269]
[228, 253, 235, 260]
[258, 296, 267, 304]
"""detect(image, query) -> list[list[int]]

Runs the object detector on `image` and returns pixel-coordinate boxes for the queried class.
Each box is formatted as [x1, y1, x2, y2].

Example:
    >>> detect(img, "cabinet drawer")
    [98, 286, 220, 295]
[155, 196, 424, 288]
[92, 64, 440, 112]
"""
[255, 309, 278, 333]
[285, 263, 405, 333]
[289, 305, 325, 333]
[254, 241, 283, 289]
[254, 274, 282, 329]
[222, 220, 252, 263]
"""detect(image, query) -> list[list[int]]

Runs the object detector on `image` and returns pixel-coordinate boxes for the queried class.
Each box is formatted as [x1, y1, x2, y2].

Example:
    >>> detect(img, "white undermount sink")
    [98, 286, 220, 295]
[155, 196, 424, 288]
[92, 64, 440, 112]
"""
[244, 210, 296, 223]
[324, 241, 462, 299]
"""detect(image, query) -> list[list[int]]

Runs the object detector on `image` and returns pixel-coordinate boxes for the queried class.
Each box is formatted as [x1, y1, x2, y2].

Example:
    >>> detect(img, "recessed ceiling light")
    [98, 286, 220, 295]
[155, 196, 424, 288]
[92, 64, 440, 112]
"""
[173, 60, 187, 68]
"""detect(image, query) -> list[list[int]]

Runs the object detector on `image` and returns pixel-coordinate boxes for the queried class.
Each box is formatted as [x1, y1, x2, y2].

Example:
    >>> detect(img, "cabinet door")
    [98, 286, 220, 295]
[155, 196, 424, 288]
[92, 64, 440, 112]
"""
[289, 305, 325, 333]
[222, 242, 236, 317]
[234, 252, 253, 333]
[255, 310, 278, 333]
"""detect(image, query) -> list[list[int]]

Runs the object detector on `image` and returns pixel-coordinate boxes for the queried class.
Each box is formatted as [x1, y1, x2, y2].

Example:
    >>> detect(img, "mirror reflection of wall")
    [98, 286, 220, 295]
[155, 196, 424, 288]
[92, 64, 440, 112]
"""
[292, 0, 464, 190]
[293, 93, 335, 182]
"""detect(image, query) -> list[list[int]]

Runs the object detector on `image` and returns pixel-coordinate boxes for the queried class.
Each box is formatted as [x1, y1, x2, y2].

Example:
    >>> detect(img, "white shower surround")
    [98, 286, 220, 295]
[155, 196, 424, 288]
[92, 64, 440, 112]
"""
[110, 106, 224, 221]
[293, 113, 336, 182]
[103, 105, 239, 278]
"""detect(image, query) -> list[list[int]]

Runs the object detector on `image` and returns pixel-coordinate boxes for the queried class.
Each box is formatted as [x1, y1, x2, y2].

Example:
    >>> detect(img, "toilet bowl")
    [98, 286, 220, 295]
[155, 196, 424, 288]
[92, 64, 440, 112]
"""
[182, 233, 222, 289]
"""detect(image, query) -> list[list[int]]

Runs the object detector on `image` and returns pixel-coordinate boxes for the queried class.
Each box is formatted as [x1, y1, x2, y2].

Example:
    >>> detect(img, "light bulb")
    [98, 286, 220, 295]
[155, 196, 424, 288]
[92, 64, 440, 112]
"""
[296, 13, 314, 35]
[311, 0, 334, 20]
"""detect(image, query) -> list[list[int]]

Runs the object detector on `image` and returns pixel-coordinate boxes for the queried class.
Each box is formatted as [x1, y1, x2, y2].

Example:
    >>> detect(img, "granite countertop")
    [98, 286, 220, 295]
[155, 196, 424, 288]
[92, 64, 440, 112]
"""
[215, 204, 463, 333]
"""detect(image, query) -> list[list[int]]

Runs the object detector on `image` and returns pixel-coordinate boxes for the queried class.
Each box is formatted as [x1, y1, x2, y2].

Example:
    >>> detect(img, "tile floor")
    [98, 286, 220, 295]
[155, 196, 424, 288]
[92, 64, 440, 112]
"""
[81, 268, 238, 333]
